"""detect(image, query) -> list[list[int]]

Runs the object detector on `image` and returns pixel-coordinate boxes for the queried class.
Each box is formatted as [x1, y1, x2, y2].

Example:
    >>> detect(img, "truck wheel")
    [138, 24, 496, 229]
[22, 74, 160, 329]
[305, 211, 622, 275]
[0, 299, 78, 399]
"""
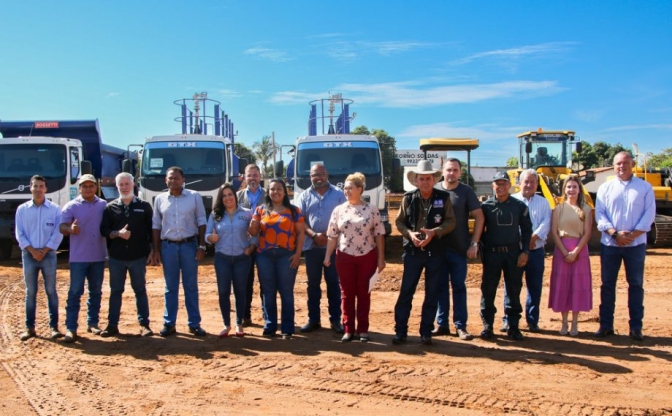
[0, 241, 13, 261]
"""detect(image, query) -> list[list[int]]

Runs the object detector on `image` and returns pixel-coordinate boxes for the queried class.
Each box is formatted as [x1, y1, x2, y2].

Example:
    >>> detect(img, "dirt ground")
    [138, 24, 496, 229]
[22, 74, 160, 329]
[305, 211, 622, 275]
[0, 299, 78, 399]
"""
[1, 212, 671, 415]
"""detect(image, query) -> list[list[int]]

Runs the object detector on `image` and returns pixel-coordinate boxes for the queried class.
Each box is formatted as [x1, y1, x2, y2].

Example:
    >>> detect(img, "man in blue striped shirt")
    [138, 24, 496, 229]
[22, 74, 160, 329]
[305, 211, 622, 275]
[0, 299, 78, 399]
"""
[595, 152, 656, 341]
[15, 175, 64, 341]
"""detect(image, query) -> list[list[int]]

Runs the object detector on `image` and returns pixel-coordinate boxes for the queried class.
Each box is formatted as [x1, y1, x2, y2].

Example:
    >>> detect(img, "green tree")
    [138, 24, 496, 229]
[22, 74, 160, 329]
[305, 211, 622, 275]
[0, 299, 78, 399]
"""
[506, 157, 519, 167]
[646, 148, 672, 168]
[252, 135, 275, 179]
[234, 142, 255, 164]
[351, 126, 403, 192]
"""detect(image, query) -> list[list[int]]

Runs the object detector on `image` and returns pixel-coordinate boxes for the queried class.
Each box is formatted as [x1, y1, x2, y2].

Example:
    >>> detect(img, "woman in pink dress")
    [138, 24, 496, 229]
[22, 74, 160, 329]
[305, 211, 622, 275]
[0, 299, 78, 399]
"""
[324, 172, 386, 343]
[548, 175, 593, 336]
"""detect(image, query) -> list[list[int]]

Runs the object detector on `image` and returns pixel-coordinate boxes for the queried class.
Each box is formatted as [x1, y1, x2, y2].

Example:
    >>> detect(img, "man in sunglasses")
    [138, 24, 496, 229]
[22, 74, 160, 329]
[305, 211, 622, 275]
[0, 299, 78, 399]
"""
[479, 172, 533, 341]
[99, 172, 154, 337]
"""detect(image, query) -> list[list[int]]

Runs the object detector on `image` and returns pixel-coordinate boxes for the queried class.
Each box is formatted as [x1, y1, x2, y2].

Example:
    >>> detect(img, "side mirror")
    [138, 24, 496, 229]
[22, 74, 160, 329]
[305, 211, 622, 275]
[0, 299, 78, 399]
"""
[576, 142, 583, 154]
[274, 160, 284, 178]
[81, 160, 93, 175]
[238, 158, 248, 175]
[525, 142, 532, 154]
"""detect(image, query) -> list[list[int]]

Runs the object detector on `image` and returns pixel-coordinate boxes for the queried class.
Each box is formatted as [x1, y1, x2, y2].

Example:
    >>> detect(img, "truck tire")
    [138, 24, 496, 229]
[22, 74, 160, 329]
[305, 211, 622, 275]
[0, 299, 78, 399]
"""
[0, 240, 13, 261]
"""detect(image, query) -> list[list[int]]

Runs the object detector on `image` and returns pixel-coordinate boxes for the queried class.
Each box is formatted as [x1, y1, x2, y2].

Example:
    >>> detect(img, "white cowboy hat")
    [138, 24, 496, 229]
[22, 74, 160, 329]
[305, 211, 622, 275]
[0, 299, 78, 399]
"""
[407, 159, 441, 184]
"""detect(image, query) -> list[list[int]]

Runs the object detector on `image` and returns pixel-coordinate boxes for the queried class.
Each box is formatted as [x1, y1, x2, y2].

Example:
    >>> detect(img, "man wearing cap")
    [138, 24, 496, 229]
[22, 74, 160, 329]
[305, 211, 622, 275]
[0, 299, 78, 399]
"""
[99, 172, 154, 337]
[393, 160, 456, 346]
[151, 166, 208, 337]
[479, 172, 533, 341]
[432, 158, 484, 341]
[59, 174, 108, 343]
[299, 162, 346, 334]
[501, 169, 551, 333]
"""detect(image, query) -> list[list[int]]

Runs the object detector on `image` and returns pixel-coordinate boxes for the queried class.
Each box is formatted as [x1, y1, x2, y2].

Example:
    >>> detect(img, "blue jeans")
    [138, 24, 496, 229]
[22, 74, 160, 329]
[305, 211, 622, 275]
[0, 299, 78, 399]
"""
[394, 250, 443, 337]
[436, 249, 468, 330]
[502, 247, 545, 327]
[599, 243, 646, 331]
[214, 252, 251, 327]
[65, 261, 105, 331]
[304, 248, 341, 325]
[107, 257, 150, 327]
[22, 250, 59, 329]
[161, 240, 201, 328]
[256, 248, 298, 334]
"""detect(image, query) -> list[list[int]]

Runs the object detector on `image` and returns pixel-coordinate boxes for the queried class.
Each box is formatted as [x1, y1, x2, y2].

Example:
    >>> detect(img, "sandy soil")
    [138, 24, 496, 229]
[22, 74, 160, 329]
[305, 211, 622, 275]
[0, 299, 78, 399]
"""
[1, 212, 671, 415]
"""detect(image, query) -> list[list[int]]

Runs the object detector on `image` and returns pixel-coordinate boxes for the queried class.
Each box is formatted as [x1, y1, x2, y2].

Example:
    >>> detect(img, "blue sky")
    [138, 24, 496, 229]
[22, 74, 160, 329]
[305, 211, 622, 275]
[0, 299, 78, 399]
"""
[1, 1, 671, 166]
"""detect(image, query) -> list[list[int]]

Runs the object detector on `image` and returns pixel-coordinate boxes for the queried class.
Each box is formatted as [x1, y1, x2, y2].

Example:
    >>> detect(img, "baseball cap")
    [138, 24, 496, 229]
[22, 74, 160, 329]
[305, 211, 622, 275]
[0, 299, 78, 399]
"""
[79, 174, 97, 184]
[492, 172, 510, 182]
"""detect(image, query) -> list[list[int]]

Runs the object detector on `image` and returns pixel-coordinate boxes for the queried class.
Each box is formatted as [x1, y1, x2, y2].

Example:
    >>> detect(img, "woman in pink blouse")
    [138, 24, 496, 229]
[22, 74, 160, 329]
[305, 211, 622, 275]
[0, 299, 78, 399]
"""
[324, 172, 386, 342]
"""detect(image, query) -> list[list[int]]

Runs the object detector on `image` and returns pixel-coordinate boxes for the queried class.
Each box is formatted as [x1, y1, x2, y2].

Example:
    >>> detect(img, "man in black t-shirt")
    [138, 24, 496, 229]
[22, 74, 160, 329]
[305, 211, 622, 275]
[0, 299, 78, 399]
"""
[432, 159, 484, 341]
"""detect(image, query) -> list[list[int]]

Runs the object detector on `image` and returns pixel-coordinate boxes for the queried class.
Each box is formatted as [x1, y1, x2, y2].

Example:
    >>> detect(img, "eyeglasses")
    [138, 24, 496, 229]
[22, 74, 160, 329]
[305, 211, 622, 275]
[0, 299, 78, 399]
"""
[123, 204, 130, 218]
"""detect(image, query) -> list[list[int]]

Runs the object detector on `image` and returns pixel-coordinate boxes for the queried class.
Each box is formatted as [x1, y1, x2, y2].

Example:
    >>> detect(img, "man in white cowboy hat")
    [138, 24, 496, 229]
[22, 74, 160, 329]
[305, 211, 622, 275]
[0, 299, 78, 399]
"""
[393, 159, 456, 346]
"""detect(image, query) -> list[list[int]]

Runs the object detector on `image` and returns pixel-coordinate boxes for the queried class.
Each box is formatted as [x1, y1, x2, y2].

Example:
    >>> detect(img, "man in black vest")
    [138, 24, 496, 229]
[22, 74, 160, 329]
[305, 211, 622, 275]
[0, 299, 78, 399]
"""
[393, 160, 456, 345]
[479, 172, 533, 341]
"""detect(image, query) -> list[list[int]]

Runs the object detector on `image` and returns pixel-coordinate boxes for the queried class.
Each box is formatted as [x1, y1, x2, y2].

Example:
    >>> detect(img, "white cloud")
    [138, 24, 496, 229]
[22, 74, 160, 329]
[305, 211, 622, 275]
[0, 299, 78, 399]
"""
[450, 42, 577, 66]
[271, 80, 562, 107]
[244, 47, 291, 62]
[573, 109, 605, 122]
[324, 40, 441, 60]
[604, 123, 672, 132]
[218, 89, 242, 98]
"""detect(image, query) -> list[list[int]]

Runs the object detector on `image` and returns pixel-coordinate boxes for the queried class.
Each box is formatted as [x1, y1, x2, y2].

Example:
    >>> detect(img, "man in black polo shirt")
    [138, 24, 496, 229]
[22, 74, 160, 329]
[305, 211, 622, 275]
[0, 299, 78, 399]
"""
[100, 172, 154, 337]
[479, 172, 532, 341]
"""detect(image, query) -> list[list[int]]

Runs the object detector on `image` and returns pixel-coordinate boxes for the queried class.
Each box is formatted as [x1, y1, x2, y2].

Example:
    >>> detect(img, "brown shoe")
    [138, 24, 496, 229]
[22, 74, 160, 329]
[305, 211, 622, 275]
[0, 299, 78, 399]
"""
[20, 328, 36, 341]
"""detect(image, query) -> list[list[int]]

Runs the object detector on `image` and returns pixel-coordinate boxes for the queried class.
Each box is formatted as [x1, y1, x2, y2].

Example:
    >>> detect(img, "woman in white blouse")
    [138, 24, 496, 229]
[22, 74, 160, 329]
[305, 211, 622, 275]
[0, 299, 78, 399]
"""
[324, 172, 386, 342]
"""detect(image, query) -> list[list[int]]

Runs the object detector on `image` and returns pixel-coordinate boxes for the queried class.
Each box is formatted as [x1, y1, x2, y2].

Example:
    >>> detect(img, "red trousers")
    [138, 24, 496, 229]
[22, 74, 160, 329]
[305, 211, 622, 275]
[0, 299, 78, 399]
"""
[335, 248, 378, 335]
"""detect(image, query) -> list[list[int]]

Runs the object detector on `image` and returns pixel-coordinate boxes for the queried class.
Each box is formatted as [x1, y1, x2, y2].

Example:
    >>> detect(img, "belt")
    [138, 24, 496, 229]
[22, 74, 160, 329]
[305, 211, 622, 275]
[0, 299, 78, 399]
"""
[162, 236, 197, 244]
[486, 243, 519, 253]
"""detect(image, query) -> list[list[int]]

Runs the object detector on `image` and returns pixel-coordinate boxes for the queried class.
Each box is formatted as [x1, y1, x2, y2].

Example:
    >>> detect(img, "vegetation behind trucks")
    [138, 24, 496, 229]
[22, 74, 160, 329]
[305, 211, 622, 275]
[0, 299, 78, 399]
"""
[276, 95, 400, 235]
[135, 93, 247, 217]
[0, 119, 129, 260]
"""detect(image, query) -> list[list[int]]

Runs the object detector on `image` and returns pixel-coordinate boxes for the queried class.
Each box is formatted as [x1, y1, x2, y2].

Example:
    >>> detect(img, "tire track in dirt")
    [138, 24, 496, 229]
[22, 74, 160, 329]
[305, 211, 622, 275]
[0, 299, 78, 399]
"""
[148, 356, 662, 415]
[0, 273, 136, 415]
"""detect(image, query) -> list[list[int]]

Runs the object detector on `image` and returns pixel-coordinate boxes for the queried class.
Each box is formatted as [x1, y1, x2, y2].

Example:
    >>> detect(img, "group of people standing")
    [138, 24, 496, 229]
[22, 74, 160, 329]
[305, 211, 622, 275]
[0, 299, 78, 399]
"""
[17, 151, 655, 345]
[400, 151, 654, 345]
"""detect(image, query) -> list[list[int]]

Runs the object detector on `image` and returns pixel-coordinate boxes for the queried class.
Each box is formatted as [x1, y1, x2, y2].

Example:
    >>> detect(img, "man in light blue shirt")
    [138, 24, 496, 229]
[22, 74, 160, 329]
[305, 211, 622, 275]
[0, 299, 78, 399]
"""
[15, 175, 64, 341]
[151, 166, 208, 337]
[595, 152, 656, 341]
[299, 163, 346, 334]
[503, 169, 551, 333]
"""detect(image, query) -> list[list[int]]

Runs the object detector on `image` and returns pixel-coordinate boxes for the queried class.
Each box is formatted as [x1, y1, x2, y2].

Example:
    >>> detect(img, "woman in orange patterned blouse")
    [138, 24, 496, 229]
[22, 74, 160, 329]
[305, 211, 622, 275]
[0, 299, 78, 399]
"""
[249, 178, 305, 339]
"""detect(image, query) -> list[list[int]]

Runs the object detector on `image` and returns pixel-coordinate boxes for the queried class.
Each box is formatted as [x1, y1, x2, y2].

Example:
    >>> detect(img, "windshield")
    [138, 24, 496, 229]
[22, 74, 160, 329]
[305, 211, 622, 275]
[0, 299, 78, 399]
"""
[522, 141, 569, 169]
[141, 141, 227, 176]
[0, 144, 67, 179]
[296, 141, 381, 177]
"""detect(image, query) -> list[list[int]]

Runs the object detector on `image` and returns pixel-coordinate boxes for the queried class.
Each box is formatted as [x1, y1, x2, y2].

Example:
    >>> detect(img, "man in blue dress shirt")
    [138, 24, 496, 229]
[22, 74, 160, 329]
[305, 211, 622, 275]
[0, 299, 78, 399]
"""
[15, 175, 64, 341]
[595, 152, 656, 341]
[298, 163, 346, 334]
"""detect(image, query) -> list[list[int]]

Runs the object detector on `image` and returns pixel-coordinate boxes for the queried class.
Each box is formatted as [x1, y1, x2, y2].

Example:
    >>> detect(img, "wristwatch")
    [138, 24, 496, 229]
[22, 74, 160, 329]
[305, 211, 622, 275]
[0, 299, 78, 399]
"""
[470, 241, 479, 247]
[611, 232, 618, 239]
[198, 245, 207, 250]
